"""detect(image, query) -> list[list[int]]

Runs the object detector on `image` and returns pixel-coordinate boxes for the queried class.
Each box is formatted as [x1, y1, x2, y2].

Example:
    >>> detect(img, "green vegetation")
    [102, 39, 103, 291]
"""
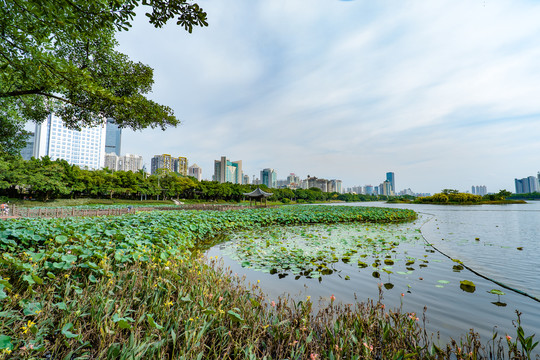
[0, 1, 207, 154]
[224, 222, 423, 279]
[509, 192, 540, 200]
[415, 189, 523, 205]
[0, 206, 535, 358]
[0, 154, 385, 204]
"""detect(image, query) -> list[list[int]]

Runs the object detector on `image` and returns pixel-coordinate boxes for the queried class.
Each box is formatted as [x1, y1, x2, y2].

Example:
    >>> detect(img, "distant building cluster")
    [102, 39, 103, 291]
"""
[346, 172, 401, 196]
[471, 185, 487, 196]
[213, 156, 243, 184]
[20, 115, 144, 172]
[104, 153, 143, 172]
[210, 157, 343, 192]
[150, 154, 188, 176]
[515, 173, 540, 194]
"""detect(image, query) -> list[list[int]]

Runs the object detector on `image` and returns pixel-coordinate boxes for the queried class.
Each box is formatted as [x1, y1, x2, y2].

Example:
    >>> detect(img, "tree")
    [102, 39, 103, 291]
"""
[496, 189, 512, 200]
[0, 0, 208, 153]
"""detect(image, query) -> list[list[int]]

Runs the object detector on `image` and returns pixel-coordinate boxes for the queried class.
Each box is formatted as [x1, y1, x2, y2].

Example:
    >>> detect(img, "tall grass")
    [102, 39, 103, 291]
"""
[0, 255, 532, 359]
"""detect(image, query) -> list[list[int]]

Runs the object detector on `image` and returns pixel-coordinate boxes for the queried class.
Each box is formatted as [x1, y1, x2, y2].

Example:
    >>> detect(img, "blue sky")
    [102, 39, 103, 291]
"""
[115, 0, 540, 193]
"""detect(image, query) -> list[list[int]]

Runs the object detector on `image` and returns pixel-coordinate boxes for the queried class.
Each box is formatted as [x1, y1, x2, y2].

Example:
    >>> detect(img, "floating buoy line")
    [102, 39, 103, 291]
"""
[417, 212, 540, 303]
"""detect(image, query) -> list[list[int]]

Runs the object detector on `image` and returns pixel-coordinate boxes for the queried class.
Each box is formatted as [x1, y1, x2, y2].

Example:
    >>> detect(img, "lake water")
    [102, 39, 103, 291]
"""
[207, 202, 540, 350]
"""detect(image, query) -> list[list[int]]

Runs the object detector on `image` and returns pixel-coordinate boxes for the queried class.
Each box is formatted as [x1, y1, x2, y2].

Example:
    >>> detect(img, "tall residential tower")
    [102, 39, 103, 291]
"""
[34, 114, 106, 169]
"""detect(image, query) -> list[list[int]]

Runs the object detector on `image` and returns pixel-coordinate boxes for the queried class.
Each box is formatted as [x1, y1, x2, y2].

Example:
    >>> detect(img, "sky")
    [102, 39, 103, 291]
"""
[114, 0, 540, 194]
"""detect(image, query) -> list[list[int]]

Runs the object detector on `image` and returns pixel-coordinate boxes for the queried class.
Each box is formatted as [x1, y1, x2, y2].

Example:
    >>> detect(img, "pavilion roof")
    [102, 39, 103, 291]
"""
[243, 187, 273, 197]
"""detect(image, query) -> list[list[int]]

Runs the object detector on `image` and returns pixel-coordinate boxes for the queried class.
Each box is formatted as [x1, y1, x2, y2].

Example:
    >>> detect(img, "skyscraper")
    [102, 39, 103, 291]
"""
[260, 168, 277, 188]
[20, 132, 35, 160]
[386, 172, 395, 194]
[105, 118, 122, 156]
[151, 154, 188, 175]
[188, 164, 202, 181]
[105, 153, 143, 172]
[515, 176, 539, 194]
[213, 156, 243, 184]
[34, 114, 106, 169]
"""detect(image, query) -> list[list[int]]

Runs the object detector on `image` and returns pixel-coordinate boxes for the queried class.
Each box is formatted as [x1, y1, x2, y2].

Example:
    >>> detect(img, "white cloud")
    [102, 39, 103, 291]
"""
[117, 0, 540, 193]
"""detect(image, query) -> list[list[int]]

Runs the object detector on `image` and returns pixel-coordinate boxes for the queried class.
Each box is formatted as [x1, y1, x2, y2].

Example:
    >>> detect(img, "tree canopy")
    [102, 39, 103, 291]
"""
[0, 0, 208, 153]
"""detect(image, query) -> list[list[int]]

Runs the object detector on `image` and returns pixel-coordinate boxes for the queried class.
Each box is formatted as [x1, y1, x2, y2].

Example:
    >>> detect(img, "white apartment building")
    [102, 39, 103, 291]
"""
[188, 164, 202, 181]
[34, 114, 106, 169]
[105, 153, 143, 172]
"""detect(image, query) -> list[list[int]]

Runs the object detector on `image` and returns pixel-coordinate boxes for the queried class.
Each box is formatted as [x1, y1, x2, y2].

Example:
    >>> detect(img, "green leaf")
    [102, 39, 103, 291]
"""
[147, 314, 163, 330]
[32, 274, 44, 285]
[0, 335, 13, 350]
[459, 280, 476, 293]
[23, 302, 42, 316]
[61, 322, 79, 339]
[227, 310, 244, 323]
[55, 235, 68, 244]
[55, 302, 68, 310]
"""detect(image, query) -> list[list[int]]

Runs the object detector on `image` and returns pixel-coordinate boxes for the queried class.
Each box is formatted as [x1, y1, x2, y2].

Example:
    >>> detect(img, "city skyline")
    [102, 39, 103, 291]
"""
[18, 1, 540, 193]
[113, 1, 540, 194]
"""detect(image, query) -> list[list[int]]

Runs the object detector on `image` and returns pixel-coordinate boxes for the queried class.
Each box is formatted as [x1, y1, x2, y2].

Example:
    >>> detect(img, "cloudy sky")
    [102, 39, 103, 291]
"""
[115, 0, 540, 194]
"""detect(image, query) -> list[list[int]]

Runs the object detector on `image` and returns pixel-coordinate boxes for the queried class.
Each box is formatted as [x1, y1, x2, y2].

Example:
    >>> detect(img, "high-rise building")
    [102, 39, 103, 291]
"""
[151, 154, 174, 175]
[104, 153, 119, 170]
[243, 174, 250, 185]
[188, 164, 202, 181]
[386, 172, 395, 194]
[515, 176, 539, 194]
[329, 179, 342, 193]
[260, 168, 277, 188]
[471, 185, 487, 196]
[20, 132, 35, 160]
[365, 185, 374, 195]
[105, 153, 143, 172]
[120, 154, 143, 172]
[213, 156, 243, 184]
[176, 157, 188, 176]
[150, 154, 188, 175]
[380, 180, 392, 196]
[105, 118, 122, 156]
[34, 114, 106, 169]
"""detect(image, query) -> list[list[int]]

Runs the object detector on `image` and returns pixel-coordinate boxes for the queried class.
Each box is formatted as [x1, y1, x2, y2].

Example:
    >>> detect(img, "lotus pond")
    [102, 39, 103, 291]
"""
[208, 205, 540, 354]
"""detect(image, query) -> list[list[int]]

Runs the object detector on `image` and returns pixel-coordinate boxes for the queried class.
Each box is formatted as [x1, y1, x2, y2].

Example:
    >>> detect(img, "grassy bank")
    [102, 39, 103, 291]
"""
[0, 206, 533, 358]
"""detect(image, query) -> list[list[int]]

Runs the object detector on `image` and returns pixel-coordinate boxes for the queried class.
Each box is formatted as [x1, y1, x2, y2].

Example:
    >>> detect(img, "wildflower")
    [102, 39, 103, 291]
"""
[506, 335, 512, 341]
[219, 296, 224, 302]
[380, 304, 385, 309]
[2, 349, 12, 355]
[401, 293, 405, 297]
[363, 342, 373, 351]
[330, 294, 335, 302]
[271, 301, 276, 307]
[22, 320, 36, 334]
[64, 274, 69, 278]
[165, 301, 173, 306]
[310, 354, 319, 360]
[307, 296, 311, 301]
[257, 280, 260, 284]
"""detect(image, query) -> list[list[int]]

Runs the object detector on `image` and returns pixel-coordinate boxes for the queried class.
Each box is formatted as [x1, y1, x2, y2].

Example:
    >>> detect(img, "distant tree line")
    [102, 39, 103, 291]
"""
[0, 154, 386, 203]
[415, 189, 512, 204]
[507, 192, 540, 200]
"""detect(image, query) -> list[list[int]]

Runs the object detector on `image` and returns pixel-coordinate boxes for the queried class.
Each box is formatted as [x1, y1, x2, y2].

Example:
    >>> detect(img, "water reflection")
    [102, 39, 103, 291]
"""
[206, 202, 540, 347]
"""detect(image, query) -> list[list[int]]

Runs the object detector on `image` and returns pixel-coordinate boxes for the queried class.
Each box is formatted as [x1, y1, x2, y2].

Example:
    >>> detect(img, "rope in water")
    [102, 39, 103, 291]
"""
[418, 212, 540, 303]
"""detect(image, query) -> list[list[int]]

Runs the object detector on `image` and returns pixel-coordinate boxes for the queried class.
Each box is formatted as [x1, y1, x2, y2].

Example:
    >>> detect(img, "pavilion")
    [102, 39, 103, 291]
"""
[243, 187, 273, 207]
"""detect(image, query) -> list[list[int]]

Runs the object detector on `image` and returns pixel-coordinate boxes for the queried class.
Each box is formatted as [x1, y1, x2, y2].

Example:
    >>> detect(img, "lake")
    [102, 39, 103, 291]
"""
[207, 201, 540, 350]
